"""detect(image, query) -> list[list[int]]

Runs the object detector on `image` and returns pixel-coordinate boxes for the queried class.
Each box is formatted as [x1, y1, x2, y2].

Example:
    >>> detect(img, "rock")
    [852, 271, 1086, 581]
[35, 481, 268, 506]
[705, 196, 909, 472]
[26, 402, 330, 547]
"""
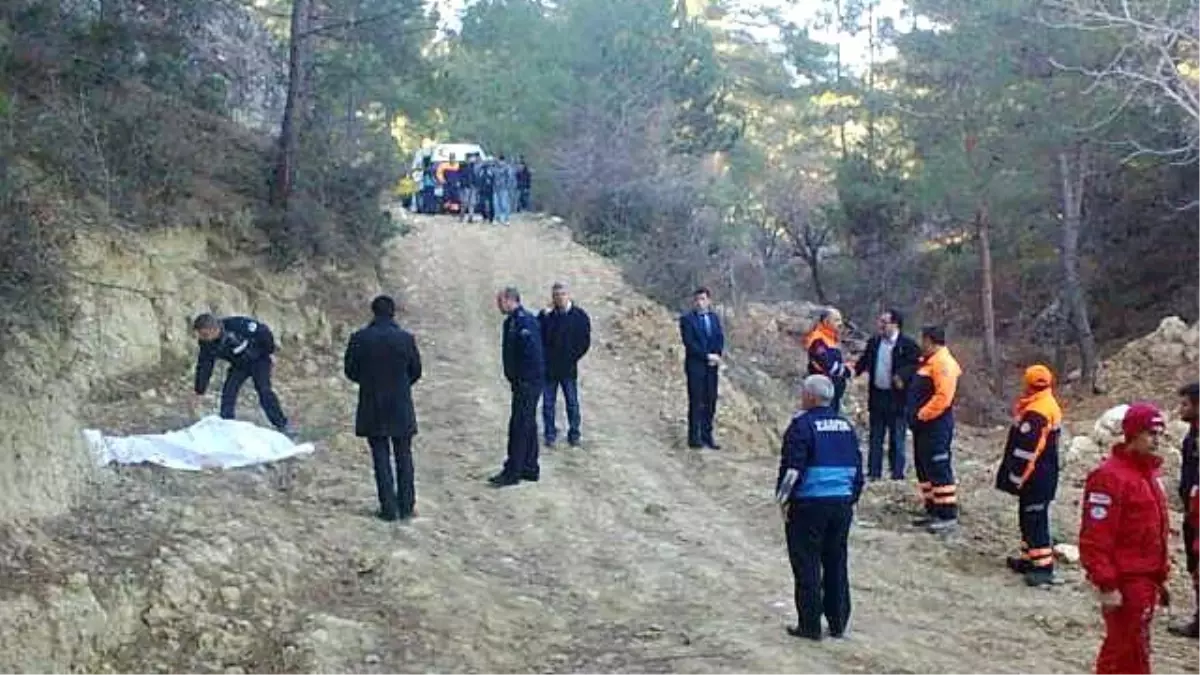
[1184, 325, 1200, 348]
[1092, 405, 1128, 445]
[1148, 342, 1185, 366]
[1067, 435, 1101, 463]
[1054, 543, 1080, 564]
[218, 586, 241, 609]
[1155, 316, 1189, 343]
[365, 654, 381, 665]
[643, 503, 668, 517]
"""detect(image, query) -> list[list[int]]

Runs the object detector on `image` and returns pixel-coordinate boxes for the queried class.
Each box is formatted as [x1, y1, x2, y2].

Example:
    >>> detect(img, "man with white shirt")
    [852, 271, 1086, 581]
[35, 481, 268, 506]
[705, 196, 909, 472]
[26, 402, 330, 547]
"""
[853, 309, 920, 480]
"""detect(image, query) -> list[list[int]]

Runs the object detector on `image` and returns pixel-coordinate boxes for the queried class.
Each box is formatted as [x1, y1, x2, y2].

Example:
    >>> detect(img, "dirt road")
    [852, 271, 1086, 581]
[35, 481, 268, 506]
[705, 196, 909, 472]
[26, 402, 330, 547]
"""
[6, 213, 1195, 673]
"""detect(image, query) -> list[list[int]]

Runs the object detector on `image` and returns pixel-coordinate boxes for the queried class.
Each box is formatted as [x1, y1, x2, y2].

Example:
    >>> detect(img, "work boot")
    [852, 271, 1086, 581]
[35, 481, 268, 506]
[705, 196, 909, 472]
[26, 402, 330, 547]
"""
[1006, 556, 1032, 574]
[786, 626, 822, 642]
[1023, 568, 1055, 587]
[1168, 616, 1199, 639]
[520, 471, 540, 482]
[488, 472, 520, 488]
[927, 518, 959, 535]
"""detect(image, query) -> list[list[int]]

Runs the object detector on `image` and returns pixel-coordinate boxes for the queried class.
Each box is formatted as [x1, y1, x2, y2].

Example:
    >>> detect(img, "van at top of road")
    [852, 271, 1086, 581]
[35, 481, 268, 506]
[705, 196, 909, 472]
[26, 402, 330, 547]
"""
[410, 142, 490, 179]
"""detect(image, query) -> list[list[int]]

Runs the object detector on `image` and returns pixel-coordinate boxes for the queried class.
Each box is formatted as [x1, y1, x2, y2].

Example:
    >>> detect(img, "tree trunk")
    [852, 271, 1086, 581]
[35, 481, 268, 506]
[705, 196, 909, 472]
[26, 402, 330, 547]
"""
[976, 202, 1000, 391]
[1058, 146, 1099, 392]
[270, 0, 313, 212]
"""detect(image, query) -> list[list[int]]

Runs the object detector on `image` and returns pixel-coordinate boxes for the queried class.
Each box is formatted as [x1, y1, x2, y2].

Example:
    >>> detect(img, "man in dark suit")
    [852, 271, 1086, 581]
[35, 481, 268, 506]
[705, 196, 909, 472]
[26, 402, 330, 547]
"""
[853, 308, 920, 481]
[679, 286, 725, 449]
[344, 295, 423, 521]
[538, 282, 591, 447]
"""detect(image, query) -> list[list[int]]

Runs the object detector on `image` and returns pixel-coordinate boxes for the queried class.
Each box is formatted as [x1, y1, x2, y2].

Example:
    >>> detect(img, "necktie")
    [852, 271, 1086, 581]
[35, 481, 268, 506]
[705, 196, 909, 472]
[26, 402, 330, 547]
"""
[702, 314, 711, 336]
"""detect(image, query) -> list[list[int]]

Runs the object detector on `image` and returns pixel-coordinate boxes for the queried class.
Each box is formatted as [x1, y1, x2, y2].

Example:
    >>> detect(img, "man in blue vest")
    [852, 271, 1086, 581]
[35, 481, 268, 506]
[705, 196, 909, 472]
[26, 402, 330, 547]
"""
[679, 287, 725, 449]
[775, 374, 864, 641]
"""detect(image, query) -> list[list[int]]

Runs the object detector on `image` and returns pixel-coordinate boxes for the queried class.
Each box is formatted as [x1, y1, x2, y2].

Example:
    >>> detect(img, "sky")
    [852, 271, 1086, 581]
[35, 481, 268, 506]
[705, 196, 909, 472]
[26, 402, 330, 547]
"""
[428, 0, 910, 70]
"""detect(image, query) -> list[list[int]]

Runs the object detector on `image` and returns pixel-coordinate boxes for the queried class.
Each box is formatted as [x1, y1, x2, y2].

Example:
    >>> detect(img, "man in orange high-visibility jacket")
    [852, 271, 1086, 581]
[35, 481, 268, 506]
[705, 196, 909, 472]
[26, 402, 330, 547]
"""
[803, 308, 850, 416]
[907, 325, 962, 534]
[995, 365, 1062, 586]
[1080, 403, 1170, 675]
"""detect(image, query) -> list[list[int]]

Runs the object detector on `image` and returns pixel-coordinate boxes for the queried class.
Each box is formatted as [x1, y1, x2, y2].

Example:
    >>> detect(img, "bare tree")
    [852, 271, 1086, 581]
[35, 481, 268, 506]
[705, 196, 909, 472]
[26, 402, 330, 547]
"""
[1057, 143, 1100, 392]
[1041, 0, 1199, 164]
[761, 167, 836, 305]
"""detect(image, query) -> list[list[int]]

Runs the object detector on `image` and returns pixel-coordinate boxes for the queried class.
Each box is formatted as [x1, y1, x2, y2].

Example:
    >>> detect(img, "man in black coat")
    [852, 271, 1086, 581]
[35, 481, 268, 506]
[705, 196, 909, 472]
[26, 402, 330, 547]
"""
[193, 313, 292, 435]
[679, 286, 724, 449]
[538, 282, 591, 447]
[491, 286, 545, 487]
[344, 295, 423, 521]
[852, 308, 920, 480]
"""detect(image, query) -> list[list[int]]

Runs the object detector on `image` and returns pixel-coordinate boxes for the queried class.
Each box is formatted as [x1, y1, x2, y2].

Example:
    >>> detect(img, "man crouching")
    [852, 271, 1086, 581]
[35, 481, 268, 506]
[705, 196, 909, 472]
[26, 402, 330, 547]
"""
[775, 374, 864, 641]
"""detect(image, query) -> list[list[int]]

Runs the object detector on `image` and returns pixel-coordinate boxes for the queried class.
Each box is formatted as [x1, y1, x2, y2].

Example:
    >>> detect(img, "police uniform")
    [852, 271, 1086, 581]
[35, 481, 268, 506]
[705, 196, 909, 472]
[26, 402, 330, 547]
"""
[995, 365, 1062, 585]
[775, 405, 864, 640]
[194, 316, 289, 431]
[908, 345, 962, 525]
[494, 305, 545, 485]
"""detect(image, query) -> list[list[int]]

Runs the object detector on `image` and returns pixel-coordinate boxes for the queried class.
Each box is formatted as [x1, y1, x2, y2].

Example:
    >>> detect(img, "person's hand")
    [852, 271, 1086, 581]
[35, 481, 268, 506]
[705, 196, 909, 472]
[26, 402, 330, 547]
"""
[1159, 585, 1171, 607]
[1097, 588, 1122, 609]
[892, 375, 905, 389]
[707, 353, 721, 366]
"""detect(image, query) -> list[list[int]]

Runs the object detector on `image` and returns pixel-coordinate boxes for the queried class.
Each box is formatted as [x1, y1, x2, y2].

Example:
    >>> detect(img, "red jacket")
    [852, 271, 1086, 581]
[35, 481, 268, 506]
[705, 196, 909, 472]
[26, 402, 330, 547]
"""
[1079, 445, 1170, 592]
[1191, 484, 1199, 558]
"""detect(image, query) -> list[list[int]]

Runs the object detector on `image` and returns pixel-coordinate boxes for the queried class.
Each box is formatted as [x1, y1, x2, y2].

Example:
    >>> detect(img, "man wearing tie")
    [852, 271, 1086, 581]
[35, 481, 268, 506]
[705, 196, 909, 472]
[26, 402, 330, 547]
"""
[679, 287, 725, 449]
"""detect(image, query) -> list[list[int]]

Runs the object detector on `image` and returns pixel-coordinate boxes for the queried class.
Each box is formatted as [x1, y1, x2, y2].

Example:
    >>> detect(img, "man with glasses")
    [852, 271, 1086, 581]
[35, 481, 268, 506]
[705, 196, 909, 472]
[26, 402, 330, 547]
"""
[853, 309, 919, 481]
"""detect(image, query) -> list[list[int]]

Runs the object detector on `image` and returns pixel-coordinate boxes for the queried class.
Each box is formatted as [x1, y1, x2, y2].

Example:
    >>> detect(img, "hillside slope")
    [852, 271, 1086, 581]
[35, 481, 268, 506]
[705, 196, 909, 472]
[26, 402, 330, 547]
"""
[1, 213, 1195, 673]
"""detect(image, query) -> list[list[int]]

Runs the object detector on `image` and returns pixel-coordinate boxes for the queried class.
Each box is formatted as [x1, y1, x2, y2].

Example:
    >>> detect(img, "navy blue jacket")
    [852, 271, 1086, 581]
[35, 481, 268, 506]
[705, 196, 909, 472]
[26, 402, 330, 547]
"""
[537, 304, 591, 381]
[503, 306, 545, 385]
[679, 310, 724, 367]
[776, 406, 864, 504]
[194, 316, 277, 394]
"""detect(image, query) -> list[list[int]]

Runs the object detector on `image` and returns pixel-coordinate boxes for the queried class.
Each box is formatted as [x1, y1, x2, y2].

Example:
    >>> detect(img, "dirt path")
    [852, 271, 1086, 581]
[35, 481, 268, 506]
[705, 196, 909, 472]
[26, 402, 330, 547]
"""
[9, 213, 1195, 673]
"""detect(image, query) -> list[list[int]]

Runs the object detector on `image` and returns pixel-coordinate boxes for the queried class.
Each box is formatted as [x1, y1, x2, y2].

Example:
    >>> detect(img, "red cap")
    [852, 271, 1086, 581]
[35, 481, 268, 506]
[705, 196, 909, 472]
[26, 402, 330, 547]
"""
[1122, 402, 1165, 439]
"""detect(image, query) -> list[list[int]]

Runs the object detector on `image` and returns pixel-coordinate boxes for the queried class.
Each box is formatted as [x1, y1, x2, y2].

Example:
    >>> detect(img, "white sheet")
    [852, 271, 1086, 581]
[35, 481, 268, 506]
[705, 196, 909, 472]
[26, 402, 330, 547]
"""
[84, 415, 315, 471]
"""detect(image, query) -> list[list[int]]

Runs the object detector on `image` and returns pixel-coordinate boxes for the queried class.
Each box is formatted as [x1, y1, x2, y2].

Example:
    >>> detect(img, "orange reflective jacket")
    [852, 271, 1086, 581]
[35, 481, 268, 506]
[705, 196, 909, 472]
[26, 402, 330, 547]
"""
[910, 346, 961, 423]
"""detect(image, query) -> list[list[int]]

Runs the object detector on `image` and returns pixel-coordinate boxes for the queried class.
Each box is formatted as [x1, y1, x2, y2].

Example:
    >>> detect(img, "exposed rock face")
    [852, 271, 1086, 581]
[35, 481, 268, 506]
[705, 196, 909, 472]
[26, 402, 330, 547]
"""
[0, 223, 366, 523]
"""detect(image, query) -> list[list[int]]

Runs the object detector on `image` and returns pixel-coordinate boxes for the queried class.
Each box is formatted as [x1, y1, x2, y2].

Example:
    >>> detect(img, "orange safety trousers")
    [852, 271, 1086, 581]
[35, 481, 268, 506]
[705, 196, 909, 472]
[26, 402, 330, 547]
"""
[1095, 577, 1158, 675]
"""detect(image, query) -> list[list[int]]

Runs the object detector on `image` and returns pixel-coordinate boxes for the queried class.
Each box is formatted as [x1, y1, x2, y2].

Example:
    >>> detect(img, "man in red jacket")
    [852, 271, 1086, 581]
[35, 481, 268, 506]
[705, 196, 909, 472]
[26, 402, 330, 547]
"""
[1079, 403, 1171, 675]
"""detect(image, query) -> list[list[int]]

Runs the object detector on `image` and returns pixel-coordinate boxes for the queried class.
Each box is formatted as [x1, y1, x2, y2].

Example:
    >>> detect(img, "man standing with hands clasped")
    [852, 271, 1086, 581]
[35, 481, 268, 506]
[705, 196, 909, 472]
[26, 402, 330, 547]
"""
[344, 295, 423, 522]
[538, 282, 591, 447]
[679, 287, 724, 449]
[1079, 403, 1171, 674]
[853, 308, 919, 480]
[490, 286, 545, 487]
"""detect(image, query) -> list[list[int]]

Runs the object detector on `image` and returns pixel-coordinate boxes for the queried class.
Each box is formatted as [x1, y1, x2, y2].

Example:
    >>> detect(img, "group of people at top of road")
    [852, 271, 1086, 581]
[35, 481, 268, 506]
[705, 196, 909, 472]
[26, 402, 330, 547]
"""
[412, 152, 532, 225]
[188, 279, 1198, 674]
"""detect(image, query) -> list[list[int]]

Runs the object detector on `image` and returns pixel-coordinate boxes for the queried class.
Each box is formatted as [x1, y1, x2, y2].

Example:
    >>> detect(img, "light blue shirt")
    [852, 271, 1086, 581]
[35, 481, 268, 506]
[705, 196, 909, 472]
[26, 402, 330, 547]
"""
[873, 333, 897, 390]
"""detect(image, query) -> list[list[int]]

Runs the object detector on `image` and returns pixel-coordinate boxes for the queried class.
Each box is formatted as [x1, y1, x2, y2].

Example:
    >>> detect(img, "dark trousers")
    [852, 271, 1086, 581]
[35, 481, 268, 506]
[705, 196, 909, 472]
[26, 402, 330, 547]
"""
[420, 187, 436, 214]
[785, 500, 853, 637]
[503, 381, 540, 479]
[369, 435, 414, 519]
[542, 378, 581, 443]
[685, 362, 719, 446]
[867, 390, 907, 479]
[220, 358, 287, 430]
[480, 190, 495, 221]
[1018, 495, 1053, 569]
[518, 187, 531, 211]
[912, 416, 956, 520]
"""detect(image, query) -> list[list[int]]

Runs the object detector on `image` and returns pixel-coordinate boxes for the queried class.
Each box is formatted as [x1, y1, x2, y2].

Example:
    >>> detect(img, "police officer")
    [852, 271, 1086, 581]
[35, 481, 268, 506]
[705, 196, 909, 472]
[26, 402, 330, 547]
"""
[775, 374, 864, 641]
[1169, 382, 1199, 638]
[192, 313, 292, 435]
[995, 364, 1062, 587]
[490, 286, 545, 487]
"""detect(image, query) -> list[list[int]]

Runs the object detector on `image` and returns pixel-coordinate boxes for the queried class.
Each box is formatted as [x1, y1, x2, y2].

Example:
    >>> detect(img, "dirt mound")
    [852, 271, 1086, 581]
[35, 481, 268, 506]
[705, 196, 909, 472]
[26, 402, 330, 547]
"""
[1094, 316, 1198, 409]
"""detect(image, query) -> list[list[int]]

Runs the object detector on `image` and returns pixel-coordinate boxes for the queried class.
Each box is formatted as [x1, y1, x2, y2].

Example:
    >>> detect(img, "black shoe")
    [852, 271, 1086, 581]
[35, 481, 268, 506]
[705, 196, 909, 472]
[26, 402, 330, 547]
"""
[520, 472, 540, 482]
[567, 437, 580, 447]
[1168, 617, 1199, 638]
[544, 438, 556, 447]
[704, 441, 721, 450]
[687, 442, 703, 449]
[786, 626, 822, 641]
[375, 510, 399, 522]
[1023, 568, 1055, 587]
[911, 515, 934, 527]
[488, 472, 520, 487]
[827, 626, 847, 639]
[1006, 556, 1032, 574]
